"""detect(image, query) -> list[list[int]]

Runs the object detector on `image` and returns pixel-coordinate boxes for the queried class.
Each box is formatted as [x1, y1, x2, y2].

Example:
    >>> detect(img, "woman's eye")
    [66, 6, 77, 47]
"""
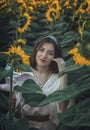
[39, 48, 44, 52]
[48, 52, 54, 56]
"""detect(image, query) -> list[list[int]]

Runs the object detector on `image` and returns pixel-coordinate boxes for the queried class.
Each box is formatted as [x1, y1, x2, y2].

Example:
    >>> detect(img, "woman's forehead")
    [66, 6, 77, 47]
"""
[40, 43, 55, 50]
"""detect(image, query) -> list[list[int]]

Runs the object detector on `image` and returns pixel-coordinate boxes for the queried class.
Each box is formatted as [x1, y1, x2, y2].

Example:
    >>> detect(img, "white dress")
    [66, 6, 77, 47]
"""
[0, 72, 72, 130]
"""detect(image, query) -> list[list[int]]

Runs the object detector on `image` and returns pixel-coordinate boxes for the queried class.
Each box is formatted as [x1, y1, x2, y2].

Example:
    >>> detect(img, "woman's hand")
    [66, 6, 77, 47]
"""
[11, 93, 22, 118]
[53, 57, 67, 89]
[52, 58, 66, 72]
[52, 58, 69, 112]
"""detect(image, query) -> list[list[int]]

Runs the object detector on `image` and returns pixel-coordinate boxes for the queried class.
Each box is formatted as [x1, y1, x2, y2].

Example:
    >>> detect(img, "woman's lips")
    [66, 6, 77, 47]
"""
[40, 59, 46, 63]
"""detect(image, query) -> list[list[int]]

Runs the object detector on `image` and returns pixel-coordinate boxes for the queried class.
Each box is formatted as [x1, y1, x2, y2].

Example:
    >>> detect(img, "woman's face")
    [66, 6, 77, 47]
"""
[36, 43, 55, 68]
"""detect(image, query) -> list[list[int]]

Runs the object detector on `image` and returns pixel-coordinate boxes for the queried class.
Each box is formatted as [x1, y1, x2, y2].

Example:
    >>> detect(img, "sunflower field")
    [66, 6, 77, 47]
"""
[0, 0, 90, 130]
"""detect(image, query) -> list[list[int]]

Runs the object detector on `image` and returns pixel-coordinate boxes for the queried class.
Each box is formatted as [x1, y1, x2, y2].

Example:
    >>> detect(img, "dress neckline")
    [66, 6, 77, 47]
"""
[31, 68, 53, 87]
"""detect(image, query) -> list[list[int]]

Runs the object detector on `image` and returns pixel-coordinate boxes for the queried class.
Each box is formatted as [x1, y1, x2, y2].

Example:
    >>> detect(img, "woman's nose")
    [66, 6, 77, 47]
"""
[42, 52, 47, 58]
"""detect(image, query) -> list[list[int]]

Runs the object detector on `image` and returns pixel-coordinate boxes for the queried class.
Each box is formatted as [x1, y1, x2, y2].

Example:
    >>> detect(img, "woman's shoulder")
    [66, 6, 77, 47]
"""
[21, 71, 34, 76]
[13, 71, 34, 77]
[11, 71, 35, 87]
[10, 71, 34, 84]
[51, 73, 59, 79]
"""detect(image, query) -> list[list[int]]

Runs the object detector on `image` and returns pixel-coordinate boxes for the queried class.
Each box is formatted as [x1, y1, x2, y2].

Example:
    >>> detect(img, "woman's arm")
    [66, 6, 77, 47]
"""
[58, 73, 69, 112]
[11, 93, 22, 118]
[53, 58, 69, 112]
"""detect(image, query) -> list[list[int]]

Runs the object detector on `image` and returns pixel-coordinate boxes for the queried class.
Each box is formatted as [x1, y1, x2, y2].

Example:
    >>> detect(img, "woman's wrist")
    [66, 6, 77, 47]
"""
[13, 104, 22, 118]
[58, 64, 66, 72]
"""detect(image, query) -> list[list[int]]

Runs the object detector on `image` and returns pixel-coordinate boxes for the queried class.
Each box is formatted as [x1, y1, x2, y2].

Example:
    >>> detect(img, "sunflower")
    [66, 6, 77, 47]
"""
[0, 0, 10, 13]
[17, 0, 24, 2]
[63, 0, 69, 6]
[17, 38, 26, 45]
[77, 25, 83, 36]
[28, 6, 33, 11]
[4, 45, 30, 67]
[51, 0, 61, 10]
[45, 0, 52, 6]
[64, 0, 77, 6]
[68, 43, 90, 65]
[29, 0, 37, 7]
[17, 0, 27, 9]
[46, 7, 60, 22]
[18, 12, 31, 33]
[75, 0, 90, 14]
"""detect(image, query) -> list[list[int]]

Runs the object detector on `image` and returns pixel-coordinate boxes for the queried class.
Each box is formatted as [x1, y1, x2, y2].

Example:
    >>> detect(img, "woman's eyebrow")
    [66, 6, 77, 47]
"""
[48, 50, 55, 53]
[40, 47, 55, 53]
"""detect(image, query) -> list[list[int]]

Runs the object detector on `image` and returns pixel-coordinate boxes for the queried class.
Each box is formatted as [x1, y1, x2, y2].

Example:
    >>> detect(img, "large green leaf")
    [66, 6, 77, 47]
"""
[58, 98, 90, 126]
[0, 101, 8, 111]
[14, 79, 46, 106]
[13, 118, 29, 130]
[38, 82, 90, 106]
[58, 65, 85, 77]
[61, 36, 78, 47]
[17, 64, 31, 72]
[0, 112, 5, 122]
[23, 93, 46, 106]
[3, 117, 29, 130]
[14, 79, 42, 93]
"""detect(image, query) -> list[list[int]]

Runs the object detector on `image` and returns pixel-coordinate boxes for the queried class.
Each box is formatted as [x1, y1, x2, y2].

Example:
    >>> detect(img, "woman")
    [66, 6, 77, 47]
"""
[10, 35, 69, 130]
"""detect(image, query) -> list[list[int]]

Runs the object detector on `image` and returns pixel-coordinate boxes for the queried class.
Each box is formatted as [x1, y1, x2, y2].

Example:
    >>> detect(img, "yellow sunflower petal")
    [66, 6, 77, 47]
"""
[46, 7, 60, 22]
[68, 44, 90, 65]
[4, 45, 30, 65]
[18, 12, 31, 33]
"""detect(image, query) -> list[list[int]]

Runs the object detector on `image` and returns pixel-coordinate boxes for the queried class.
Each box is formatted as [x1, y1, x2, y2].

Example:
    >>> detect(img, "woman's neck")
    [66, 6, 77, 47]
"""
[36, 66, 50, 74]
[33, 66, 52, 86]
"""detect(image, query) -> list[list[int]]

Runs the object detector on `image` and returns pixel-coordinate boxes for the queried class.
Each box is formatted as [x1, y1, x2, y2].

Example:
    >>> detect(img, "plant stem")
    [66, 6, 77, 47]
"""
[9, 71, 13, 121]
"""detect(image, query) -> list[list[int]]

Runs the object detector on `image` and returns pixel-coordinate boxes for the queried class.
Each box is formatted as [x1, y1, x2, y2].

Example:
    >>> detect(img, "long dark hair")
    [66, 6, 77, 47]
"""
[30, 36, 63, 73]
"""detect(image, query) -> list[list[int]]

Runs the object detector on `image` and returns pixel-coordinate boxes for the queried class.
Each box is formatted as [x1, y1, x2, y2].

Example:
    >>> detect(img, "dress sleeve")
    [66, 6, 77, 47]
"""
[11, 72, 34, 107]
[0, 72, 21, 91]
[0, 72, 34, 91]
[0, 72, 35, 110]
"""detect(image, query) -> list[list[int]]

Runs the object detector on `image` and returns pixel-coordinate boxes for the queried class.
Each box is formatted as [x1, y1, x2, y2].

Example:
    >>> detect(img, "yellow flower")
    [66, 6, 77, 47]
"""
[17, 0, 24, 2]
[75, 0, 90, 14]
[4, 45, 30, 65]
[28, 6, 33, 11]
[18, 12, 31, 33]
[45, 0, 52, 7]
[51, 1, 61, 10]
[64, 0, 77, 6]
[77, 25, 83, 36]
[29, 0, 37, 7]
[63, 0, 69, 6]
[68, 44, 90, 65]
[0, 0, 9, 13]
[68, 47, 78, 54]
[17, 38, 26, 45]
[17, 0, 27, 9]
[84, 0, 90, 13]
[63, 0, 71, 9]
[46, 7, 60, 22]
